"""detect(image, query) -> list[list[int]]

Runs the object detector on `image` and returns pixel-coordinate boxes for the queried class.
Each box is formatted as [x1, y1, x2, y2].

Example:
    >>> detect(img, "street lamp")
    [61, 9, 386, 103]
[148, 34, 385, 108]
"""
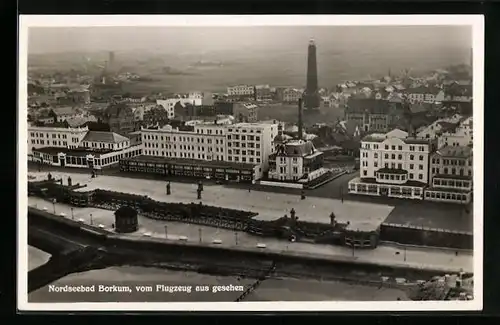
[71, 207, 74, 220]
[52, 198, 56, 214]
[90, 213, 93, 225]
[198, 228, 202, 243]
[404, 246, 407, 262]
[235, 232, 238, 246]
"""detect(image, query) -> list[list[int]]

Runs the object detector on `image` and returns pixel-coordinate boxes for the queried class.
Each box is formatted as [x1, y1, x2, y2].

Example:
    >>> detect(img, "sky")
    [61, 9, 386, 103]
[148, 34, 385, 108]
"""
[28, 26, 472, 56]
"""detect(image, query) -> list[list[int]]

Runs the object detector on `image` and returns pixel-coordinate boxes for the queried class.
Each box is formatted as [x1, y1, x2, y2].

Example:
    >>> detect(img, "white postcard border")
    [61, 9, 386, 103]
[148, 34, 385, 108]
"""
[17, 14, 484, 312]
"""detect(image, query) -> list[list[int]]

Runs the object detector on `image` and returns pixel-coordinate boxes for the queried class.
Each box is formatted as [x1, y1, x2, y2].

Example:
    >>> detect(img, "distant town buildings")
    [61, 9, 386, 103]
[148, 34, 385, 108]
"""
[344, 98, 401, 133]
[283, 88, 304, 103]
[227, 84, 255, 98]
[255, 84, 272, 102]
[406, 86, 445, 104]
[233, 102, 259, 123]
[100, 102, 135, 136]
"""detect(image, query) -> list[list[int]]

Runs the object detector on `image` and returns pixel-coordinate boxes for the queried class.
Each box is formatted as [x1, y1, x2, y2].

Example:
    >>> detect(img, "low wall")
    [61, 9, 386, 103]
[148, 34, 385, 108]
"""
[28, 208, 463, 276]
[380, 223, 473, 250]
[258, 180, 304, 189]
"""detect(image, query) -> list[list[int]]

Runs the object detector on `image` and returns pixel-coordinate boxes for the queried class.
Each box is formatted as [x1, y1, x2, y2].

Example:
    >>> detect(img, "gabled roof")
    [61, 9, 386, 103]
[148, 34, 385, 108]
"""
[435, 145, 472, 158]
[82, 131, 129, 143]
[52, 106, 79, 116]
[276, 140, 316, 157]
[104, 102, 132, 117]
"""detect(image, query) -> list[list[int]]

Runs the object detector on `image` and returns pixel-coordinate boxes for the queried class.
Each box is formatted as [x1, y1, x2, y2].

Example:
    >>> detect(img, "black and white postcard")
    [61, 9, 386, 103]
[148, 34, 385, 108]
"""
[18, 15, 484, 311]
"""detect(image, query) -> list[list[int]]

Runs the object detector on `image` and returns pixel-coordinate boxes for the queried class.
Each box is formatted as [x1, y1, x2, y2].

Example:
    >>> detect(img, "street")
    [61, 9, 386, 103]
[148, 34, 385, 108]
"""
[27, 196, 473, 273]
[29, 171, 392, 232]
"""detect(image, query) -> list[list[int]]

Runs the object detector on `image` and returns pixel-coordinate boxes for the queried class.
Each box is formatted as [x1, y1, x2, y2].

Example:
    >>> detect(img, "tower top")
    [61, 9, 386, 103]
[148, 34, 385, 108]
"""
[309, 38, 315, 45]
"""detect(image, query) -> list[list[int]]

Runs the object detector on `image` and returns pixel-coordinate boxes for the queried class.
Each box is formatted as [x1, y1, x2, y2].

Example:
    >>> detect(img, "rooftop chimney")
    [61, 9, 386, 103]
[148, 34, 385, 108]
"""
[298, 98, 303, 140]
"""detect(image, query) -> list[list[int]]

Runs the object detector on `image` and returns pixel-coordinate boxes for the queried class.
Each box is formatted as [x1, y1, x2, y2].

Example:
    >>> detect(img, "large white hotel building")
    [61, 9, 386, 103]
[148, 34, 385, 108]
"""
[348, 129, 436, 200]
[139, 121, 278, 179]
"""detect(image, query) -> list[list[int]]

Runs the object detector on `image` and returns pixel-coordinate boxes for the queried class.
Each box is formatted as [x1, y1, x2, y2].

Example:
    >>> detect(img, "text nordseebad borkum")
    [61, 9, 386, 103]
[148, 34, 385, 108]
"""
[48, 284, 245, 294]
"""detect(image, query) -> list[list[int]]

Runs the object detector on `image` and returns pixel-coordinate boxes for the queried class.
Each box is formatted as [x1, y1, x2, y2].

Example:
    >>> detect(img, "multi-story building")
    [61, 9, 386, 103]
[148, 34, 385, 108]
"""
[425, 145, 473, 204]
[100, 102, 135, 136]
[227, 85, 255, 98]
[28, 125, 89, 154]
[444, 83, 473, 103]
[48, 106, 85, 123]
[344, 98, 400, 133]
[255, 84, 272, 102]
[406, 86, 445, 104]
[126, 121, 278, 182]
[226, 122, 278, 172]
[283, 88, 304, 103]
[28, 125, 142, 169]
[438, 116, 473, 148]
[140, 123, 227, 162]
[157, 93, 212, 119]
[268, 124, 325, 182]
[233, 102, 259, 122]
[348, 129, 436, 199]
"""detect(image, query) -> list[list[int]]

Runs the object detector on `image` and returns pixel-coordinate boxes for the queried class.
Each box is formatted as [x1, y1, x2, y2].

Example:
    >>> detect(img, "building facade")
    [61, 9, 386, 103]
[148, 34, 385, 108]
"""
[233, 102, 259, 122]
[268, 131, 325, 182]
[28, 125, 89, 154]
[344, 98, 399, 133]
[426, 145, 473, 204]
[101, 102, 135, 136]
[138, 121, 278, 180]
[438, 116, 473, 148]
[30, 129, 142, 169]
[406, 86, 445, 104]
[227, 85, 255, 98]
[283, 88, 304, 103]
[348, 129, 435, 199]
[255, 84, 272, 102]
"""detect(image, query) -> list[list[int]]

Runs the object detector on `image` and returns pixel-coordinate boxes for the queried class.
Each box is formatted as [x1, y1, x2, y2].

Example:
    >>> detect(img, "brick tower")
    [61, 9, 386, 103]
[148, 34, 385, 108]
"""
[304, 38, 320, 110]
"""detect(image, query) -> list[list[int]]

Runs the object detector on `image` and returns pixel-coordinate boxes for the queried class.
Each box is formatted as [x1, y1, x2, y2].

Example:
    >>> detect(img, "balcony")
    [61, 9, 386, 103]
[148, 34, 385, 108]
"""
[375, 168, 408, 185]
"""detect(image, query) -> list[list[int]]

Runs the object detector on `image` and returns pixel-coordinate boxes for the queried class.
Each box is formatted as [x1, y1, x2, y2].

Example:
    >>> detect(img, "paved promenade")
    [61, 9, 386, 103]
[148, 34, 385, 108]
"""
[27, 196, 473, 273]
[29, 171, 392, 232]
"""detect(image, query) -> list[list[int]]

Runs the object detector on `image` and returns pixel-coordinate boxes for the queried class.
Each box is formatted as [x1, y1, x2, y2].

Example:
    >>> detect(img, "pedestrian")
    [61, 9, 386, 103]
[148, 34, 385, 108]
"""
[248, 187, 251, 192]
[455, 251, 458, 256]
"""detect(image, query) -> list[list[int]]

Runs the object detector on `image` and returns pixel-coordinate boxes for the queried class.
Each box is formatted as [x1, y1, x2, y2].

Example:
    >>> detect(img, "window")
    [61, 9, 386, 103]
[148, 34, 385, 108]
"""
[374, 153, 378, 158]
[409, 146, 415, 151]
[418, 174, 423, 180]
[398, 145, 402, 150]
[391, 145, 396, 150]
[419, 165, 423, 170]
[419, 155, 424, 161]
[385, 154, 389, 159]
[391, 154, 395, 159]
[410, 155, 414, 160]
[398, 163, 402, 169]
[385, 145, 389, 150]
[363, 170, 367, 176]
[409, 173, 414, 179]
[398, 154, 402, 160]
[374, 162, 378, 168]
